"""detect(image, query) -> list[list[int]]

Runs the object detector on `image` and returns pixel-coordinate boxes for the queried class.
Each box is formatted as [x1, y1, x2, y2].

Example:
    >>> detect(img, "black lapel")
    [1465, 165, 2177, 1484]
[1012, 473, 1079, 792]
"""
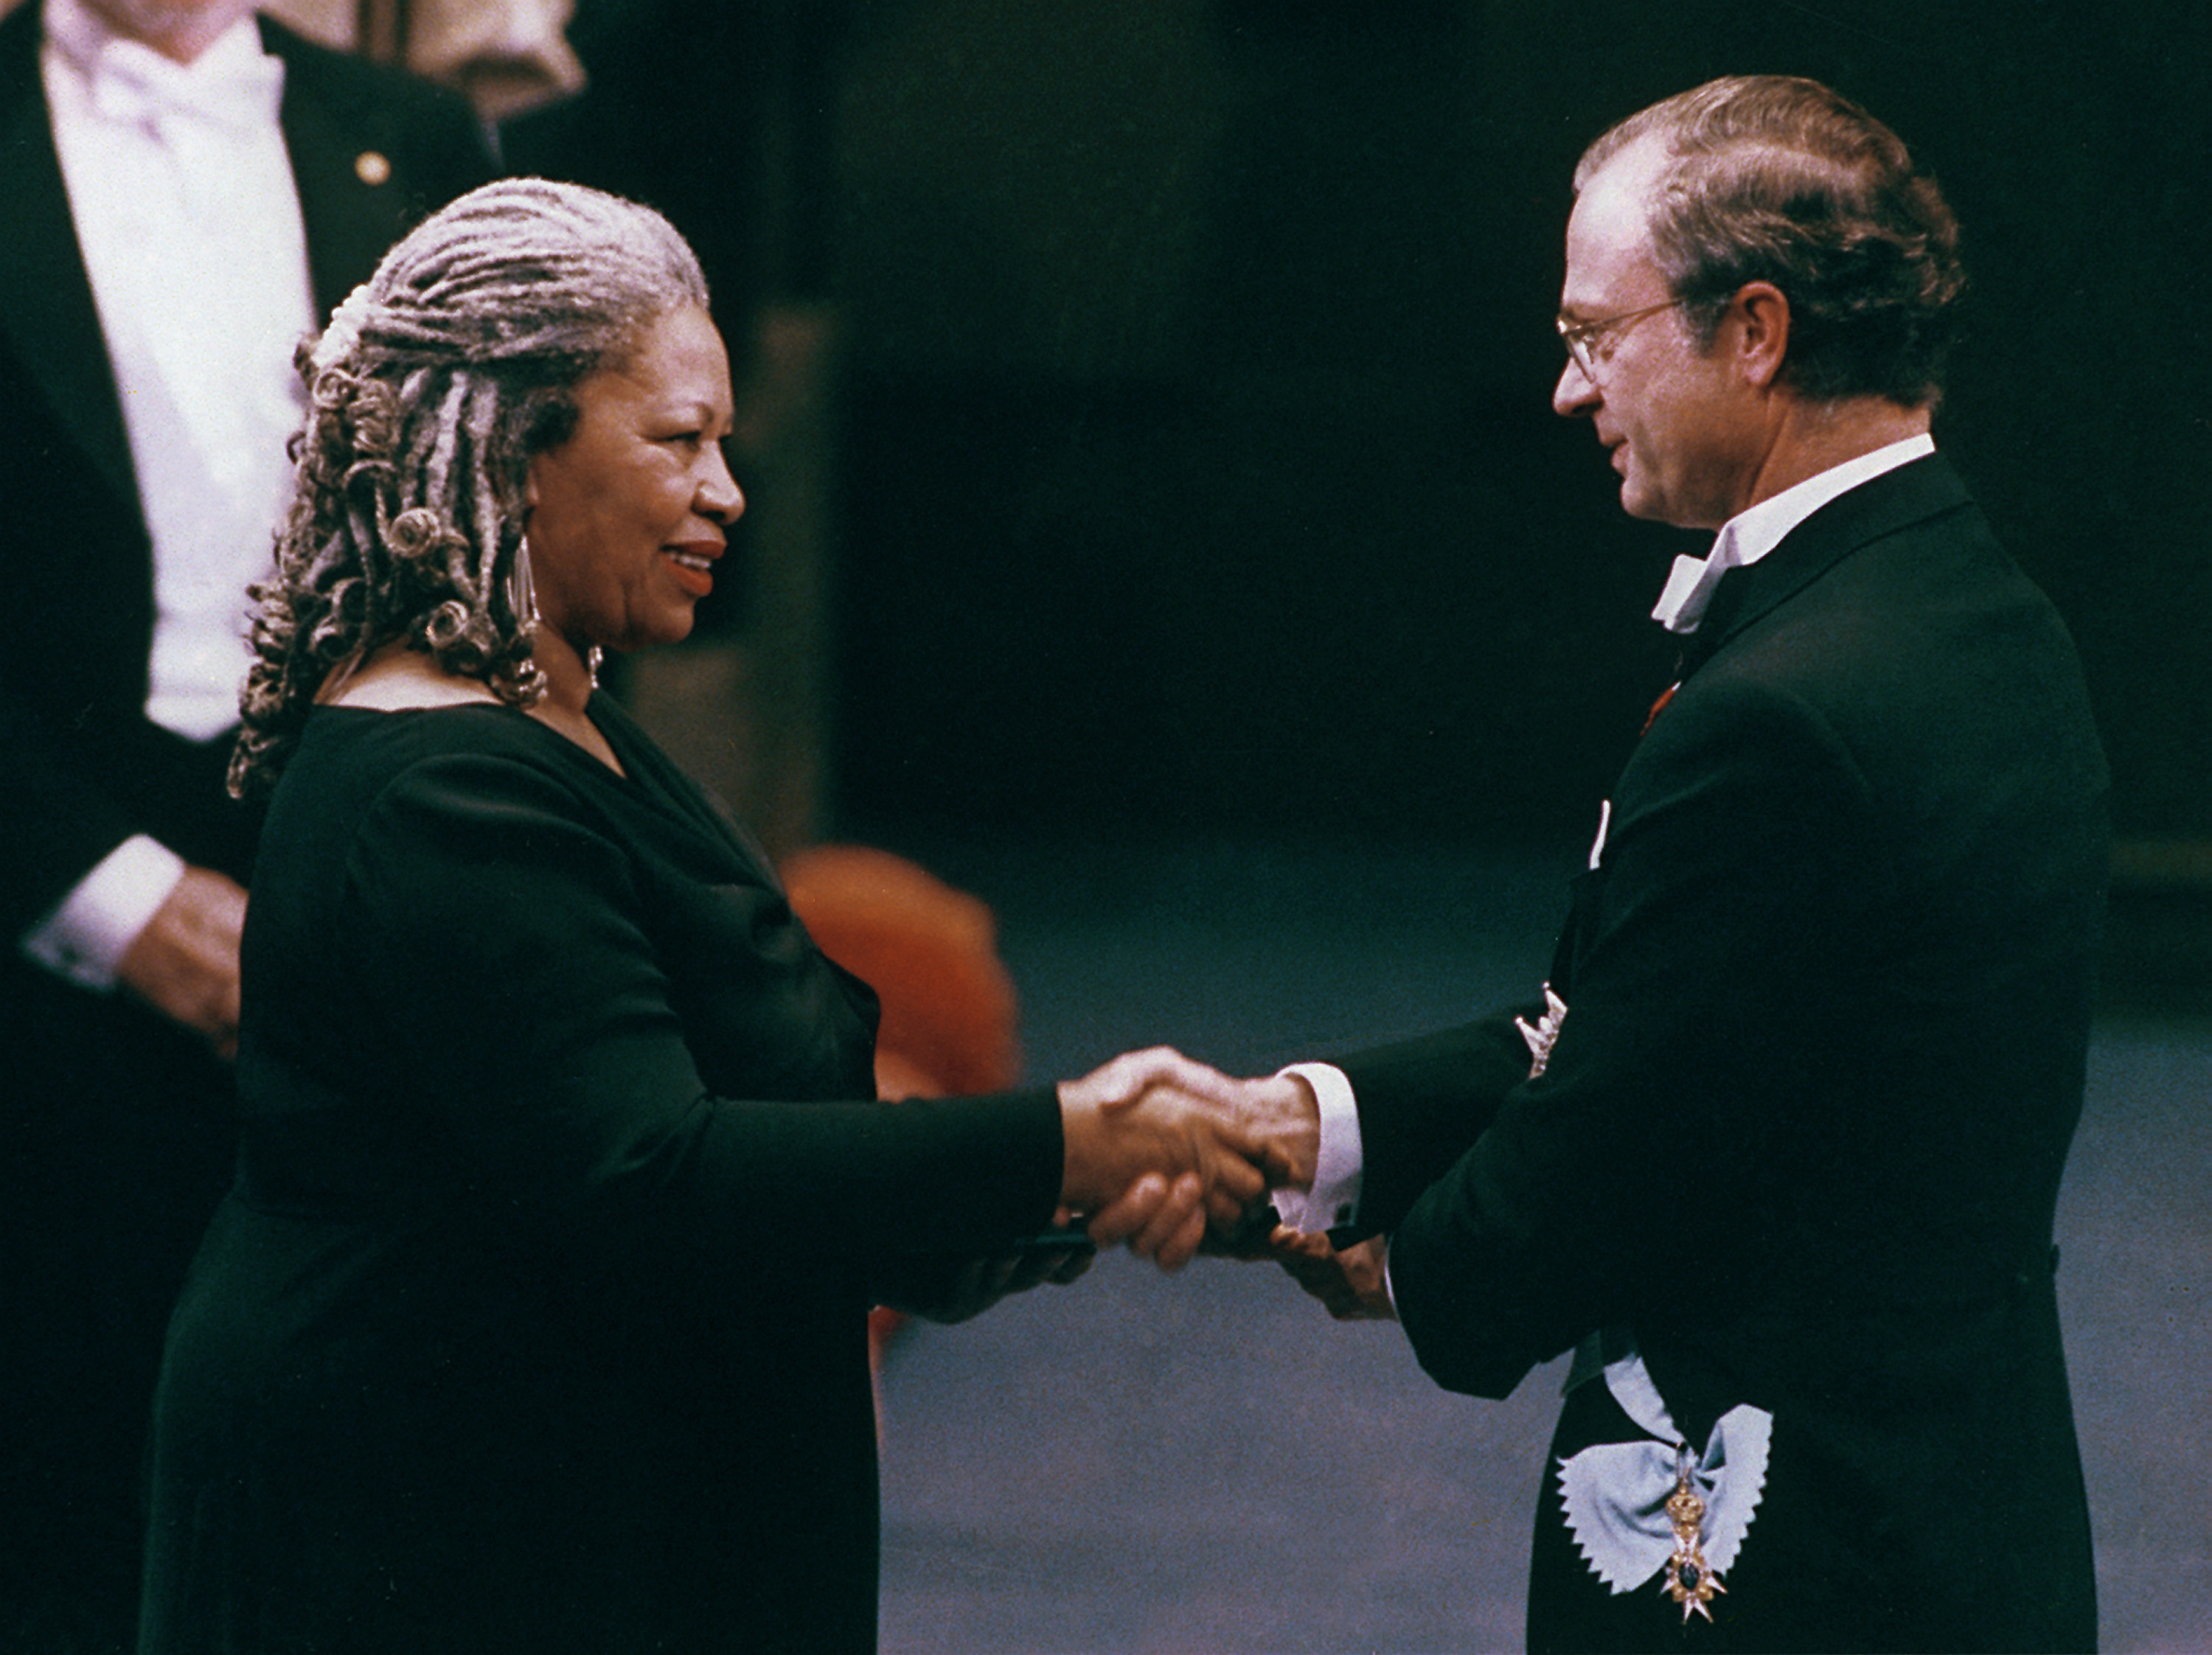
[1686, 454, 1975, 669]
[0, 1, 144, 516]
[262, 15, 409, 316]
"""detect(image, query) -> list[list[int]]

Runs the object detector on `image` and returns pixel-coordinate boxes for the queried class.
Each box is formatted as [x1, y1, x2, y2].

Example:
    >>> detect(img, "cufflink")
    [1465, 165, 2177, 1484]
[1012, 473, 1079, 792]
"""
[355, 150, 392, 187]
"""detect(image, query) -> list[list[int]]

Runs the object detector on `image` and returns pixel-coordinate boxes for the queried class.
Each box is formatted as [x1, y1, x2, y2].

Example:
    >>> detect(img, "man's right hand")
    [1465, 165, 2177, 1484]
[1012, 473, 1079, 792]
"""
[1074, 1063, 1324, 1269]
[114, 865, 247, 1059]
[1059, 1048, 1263, 1209]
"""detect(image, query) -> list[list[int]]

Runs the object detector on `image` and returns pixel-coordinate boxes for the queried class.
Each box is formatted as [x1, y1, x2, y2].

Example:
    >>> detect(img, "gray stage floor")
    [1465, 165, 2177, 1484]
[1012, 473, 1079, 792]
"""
[866, 839, 2212, 1654]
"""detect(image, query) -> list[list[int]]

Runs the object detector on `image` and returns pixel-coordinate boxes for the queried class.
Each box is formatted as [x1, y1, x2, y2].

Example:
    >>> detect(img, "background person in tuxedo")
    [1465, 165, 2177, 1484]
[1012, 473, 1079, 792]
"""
[1101, 74, 2108, 1653]
[0, 1, 490, 1644]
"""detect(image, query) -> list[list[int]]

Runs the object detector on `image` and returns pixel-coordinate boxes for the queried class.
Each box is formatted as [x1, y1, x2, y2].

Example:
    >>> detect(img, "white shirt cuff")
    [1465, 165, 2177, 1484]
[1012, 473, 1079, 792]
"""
[20, 835, 189, 990]
[1270, 1061, 1363, 1233]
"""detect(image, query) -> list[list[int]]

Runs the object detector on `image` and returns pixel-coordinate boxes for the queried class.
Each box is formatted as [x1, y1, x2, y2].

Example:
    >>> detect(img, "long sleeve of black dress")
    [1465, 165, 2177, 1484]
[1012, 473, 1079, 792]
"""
[142, 695, 1060, 1655]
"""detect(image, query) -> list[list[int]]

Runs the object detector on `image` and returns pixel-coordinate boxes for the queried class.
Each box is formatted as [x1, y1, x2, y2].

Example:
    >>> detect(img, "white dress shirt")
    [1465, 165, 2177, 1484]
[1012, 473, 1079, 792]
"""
[21, 0, 313, 988]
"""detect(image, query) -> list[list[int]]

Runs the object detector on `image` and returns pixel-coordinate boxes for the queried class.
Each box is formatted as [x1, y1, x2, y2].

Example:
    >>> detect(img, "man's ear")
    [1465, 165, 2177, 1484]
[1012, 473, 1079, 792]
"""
[1733, 281, 1790, 389]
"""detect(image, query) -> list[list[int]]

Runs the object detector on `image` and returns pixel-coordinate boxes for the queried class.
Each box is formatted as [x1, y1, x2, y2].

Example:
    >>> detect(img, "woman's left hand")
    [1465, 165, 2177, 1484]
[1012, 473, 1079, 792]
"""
[870, 1236, 1094, 1325]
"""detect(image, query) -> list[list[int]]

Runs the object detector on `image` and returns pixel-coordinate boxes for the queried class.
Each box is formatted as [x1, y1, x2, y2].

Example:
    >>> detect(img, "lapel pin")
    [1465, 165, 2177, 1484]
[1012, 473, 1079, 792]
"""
[355, 150, 392, 187]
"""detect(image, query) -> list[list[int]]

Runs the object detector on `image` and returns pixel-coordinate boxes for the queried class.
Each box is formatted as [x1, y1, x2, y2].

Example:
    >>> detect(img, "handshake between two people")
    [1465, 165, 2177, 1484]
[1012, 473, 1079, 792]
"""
[874, 1047, 1388, 1330]
[1055, 1046, 1313, 1269]
[1051, 1048, 1391, 1323]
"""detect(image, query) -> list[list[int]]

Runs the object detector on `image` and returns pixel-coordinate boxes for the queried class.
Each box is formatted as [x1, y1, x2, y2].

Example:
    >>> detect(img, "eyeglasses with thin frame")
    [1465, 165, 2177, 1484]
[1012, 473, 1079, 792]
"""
[1556, 299, 1683, 380]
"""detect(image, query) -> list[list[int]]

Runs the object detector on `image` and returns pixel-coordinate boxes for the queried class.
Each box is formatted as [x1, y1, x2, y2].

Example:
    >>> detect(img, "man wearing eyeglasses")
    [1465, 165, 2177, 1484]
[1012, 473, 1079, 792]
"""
[1105, 74, 2108, 1652]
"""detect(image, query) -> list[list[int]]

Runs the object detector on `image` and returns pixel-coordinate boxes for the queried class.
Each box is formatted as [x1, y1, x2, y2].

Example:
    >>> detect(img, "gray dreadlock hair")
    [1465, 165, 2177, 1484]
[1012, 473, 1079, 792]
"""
[229, 178, 710, 798]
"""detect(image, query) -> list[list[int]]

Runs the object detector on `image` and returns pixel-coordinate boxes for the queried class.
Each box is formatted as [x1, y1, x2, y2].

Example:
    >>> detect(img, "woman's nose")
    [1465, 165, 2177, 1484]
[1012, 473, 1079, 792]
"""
[698, 447, 745, 522]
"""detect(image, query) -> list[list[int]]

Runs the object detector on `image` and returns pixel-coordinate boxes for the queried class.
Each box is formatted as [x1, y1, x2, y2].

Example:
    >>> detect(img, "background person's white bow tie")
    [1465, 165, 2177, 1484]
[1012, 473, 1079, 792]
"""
[88, 37, 283, 134]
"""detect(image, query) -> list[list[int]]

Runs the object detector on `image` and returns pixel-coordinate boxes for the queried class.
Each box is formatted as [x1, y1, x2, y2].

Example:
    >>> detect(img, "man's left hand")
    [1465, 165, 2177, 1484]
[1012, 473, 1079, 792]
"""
[1271, 1225, 1395, 1320]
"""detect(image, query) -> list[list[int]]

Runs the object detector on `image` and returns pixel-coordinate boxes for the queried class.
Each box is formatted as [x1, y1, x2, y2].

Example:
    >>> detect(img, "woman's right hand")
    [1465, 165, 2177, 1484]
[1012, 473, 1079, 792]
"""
[1056, 1048, 1315, 1266]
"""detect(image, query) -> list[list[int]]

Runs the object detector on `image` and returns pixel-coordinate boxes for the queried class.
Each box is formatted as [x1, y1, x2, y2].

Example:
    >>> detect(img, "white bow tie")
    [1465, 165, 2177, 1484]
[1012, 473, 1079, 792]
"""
[1649, 522, 1745, 636]
[88, 37, 284, 135]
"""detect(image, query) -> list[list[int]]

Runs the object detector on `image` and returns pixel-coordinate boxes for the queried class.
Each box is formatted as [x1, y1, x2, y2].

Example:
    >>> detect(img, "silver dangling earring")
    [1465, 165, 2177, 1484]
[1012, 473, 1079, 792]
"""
[507, 535, 540, 633]
[510, 535, 599, 689]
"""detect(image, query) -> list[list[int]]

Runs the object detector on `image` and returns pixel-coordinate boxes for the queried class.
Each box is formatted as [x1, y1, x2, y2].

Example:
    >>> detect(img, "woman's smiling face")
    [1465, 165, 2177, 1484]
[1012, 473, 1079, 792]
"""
[524, 302, 743, 662]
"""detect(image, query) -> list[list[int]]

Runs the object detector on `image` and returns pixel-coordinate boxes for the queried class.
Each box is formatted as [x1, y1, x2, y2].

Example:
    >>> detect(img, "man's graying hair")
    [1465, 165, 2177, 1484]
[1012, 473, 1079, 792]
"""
[1578, 75, 1965, 408]
[229, 178, 709, 798]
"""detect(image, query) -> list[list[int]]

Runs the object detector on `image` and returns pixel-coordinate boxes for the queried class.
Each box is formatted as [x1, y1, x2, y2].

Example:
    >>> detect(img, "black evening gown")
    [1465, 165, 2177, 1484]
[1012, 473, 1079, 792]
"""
[140, 694, 1061, 1654]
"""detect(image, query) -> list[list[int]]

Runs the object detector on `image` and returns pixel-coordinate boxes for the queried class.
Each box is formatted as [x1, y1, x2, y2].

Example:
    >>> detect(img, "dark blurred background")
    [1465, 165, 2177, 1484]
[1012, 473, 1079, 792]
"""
[818, 0, 2209, 846]
[507, 0, 2211, 1006]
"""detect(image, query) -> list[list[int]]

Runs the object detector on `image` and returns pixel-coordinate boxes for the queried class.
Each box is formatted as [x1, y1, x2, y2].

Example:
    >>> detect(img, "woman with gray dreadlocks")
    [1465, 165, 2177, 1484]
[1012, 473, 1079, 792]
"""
[137, 179, 1305, 1654]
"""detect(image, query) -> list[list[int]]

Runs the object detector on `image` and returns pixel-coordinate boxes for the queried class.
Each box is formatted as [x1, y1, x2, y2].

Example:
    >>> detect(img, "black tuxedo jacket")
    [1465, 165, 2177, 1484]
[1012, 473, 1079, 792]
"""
[0, 7, 489, 1631]
[1340, 456, 2108, 1651]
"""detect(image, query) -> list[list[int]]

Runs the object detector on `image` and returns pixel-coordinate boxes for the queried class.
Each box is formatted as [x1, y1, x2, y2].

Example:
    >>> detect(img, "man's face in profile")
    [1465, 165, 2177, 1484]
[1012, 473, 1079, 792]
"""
[1551, 143, 1757, 532]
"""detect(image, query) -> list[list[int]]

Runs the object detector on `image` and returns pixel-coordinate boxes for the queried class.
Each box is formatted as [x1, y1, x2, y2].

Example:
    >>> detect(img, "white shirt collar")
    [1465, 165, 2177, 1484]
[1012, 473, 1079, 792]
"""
[1650, 433, 1936, 635]
[45, 0, 279, 132]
